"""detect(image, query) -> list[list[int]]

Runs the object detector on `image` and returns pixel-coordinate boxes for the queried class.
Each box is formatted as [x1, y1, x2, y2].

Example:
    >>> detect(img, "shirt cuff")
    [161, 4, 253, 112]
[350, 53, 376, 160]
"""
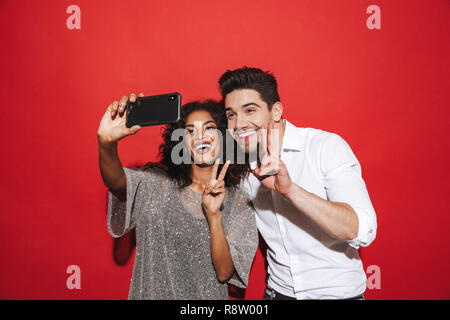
[346, 205, 370, 249]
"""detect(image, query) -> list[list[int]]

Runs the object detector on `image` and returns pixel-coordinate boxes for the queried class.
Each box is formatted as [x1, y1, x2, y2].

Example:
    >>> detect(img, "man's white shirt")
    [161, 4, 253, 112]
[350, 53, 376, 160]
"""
[241, 119, 377, 299]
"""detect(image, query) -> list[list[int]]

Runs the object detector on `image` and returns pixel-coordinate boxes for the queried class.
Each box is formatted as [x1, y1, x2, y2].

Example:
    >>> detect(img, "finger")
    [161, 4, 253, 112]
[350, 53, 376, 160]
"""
[119, 95, 128, 115]
[252, 167, 267, 181]
[259, 124, 268, 157]
[217, 160, 230, 181]
[212, 186, 225, 194]
[268, 122, 280, 159]
[206, 180, 216, 194]
[267, 122, 273, 156]
[111, 101, 119, 118]
[212, 180, 225, 193]
[259, 166, 278, 176]
[258, 155, 279, 176]
[138, 92, 144, 97]
[210, 158, 220, 180]
[129, 93, 137, 103]
[107, 102, 113, 115]
[213, 180, 225, 189]
[129, 125, 142, 135]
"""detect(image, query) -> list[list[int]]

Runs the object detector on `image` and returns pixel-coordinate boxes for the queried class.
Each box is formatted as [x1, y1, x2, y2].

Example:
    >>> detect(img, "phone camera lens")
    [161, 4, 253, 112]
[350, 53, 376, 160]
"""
[169, 95, 176, 101]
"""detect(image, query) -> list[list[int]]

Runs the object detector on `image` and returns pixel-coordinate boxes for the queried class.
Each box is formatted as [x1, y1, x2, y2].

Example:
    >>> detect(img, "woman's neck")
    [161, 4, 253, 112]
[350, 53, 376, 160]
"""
[189, 163, 212, 193]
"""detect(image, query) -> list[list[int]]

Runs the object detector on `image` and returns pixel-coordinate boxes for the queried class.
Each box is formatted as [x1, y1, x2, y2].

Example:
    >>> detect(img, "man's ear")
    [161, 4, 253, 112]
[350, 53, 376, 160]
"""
[271, 102, 283, 122]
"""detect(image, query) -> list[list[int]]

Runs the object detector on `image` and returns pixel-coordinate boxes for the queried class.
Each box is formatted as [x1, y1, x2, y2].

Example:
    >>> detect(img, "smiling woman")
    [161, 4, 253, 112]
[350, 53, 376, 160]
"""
[159, 100, 250, 188]
[99, 96, 258, 299]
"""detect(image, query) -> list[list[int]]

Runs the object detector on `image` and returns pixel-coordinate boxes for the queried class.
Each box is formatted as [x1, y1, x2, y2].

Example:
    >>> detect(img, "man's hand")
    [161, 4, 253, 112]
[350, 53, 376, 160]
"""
[252, 122, 293, 196]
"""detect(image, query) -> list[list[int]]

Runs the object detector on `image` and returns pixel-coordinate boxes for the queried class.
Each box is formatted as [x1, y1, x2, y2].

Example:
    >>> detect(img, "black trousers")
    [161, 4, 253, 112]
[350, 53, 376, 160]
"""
[263, 287, 365, 300]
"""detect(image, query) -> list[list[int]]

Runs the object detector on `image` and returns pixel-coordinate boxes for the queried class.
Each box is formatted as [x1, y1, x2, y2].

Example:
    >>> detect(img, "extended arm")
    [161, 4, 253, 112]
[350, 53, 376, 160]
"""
[98, 140, 126, 197]
[97, 92, 143, 198]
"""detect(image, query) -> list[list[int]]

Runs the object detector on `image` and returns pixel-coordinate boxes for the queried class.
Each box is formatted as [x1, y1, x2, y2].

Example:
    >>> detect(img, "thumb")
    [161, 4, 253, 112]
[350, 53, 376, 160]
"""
[129, 125, 142, 135]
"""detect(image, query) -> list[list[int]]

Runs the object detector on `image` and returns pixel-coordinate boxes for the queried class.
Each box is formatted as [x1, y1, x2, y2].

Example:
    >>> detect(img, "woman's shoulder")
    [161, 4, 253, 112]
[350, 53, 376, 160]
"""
[127, 162, 172, 183]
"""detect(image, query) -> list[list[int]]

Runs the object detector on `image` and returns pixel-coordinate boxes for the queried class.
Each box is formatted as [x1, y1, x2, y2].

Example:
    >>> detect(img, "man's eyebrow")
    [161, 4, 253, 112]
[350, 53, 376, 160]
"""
[242, 102, 262, 108]
[225, 102, 262, 112]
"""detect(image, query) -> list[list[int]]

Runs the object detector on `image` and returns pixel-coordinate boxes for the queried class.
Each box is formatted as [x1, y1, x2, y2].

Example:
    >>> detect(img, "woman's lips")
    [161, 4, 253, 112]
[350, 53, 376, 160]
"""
[194, 142, 212, 154]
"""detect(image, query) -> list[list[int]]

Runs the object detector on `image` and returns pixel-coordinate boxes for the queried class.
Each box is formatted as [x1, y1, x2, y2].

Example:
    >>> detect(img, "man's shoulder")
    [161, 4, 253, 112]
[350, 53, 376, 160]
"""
[287, 122, 340, 149]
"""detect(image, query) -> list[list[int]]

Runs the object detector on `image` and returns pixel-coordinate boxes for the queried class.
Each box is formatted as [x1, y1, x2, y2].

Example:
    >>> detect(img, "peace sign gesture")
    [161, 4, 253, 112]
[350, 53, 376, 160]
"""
[253, 122, 293, 196]
[202, 159, 231, 219]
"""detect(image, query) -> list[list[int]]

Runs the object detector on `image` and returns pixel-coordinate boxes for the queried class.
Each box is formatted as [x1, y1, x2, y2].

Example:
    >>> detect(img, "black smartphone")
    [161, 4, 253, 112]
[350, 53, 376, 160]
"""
[125, 92, 181, 128]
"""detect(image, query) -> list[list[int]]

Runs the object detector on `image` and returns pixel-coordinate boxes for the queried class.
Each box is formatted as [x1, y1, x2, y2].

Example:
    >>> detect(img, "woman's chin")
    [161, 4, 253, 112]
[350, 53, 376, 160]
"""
[192, 154, 219, 167]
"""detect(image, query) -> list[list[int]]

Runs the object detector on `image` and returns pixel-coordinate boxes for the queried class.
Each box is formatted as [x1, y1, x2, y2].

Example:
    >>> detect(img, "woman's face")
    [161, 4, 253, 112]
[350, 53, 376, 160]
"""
[184, 110, 221, 165]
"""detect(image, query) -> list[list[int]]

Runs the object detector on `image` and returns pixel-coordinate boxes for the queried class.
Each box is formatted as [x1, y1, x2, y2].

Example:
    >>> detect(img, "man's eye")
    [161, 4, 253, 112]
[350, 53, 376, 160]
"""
[246, 109, 255, 114]
[227, 113, 235, 119]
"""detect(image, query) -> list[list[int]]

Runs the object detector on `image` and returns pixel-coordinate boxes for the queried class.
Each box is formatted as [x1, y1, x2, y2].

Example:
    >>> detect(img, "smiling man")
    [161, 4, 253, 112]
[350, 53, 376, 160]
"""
[218, 66, 377, 300]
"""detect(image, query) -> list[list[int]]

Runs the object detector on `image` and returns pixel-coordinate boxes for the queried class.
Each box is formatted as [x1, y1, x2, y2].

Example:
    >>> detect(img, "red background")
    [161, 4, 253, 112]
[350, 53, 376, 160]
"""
[1, 0, 449, 300]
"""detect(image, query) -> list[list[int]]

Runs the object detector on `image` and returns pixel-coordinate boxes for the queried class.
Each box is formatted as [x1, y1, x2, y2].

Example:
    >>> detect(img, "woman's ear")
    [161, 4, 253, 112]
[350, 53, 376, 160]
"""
[271, 102, 283, 122]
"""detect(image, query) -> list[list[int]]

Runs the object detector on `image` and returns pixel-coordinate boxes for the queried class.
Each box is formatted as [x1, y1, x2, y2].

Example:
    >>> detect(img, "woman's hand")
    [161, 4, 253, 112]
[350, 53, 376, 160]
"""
[202, 159, 234, 282]
[202, 159, 231, 220]
[97, 92, 144, 145]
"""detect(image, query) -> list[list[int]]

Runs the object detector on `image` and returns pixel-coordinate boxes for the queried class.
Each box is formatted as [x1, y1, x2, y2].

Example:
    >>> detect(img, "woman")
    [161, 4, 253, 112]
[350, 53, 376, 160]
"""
[97, 92, 258, 299]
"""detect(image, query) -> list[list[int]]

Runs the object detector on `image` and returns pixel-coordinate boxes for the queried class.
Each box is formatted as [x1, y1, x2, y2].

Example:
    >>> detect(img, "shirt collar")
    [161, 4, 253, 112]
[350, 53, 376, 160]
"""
[249, 119, 301, 170]
[281, 119, 302, 152]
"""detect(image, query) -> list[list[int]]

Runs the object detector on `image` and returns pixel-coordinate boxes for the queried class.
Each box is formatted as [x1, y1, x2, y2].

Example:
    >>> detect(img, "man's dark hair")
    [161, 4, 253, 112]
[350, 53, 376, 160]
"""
[218, 66, 280, 110]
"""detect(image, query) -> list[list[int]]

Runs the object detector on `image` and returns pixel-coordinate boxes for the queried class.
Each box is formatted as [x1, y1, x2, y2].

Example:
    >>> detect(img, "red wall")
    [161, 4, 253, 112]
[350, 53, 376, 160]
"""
[0, 0, 449, 300]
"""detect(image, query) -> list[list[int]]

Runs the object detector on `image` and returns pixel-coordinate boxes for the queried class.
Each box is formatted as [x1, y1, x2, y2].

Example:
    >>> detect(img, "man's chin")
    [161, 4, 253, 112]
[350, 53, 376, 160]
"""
[237, 141, 257, 154]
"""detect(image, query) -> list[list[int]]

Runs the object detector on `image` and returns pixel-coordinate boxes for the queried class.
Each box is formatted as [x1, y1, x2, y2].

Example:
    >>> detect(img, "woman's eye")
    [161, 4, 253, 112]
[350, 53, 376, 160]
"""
[185, 129, 194, 134]
[206, 126, 216, 131]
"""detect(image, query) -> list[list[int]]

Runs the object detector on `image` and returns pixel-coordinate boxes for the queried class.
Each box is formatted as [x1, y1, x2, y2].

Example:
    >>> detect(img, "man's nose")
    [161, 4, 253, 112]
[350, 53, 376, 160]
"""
[235, 114, 247, 130]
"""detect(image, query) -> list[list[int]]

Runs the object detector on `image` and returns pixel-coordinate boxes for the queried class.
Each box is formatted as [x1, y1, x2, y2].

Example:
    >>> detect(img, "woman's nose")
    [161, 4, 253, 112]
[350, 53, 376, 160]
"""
[194, 127, 204, 140]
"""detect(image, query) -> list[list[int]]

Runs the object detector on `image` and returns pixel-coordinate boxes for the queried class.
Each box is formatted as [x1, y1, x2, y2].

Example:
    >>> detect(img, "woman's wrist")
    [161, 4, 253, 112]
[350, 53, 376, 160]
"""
[206, 211, 222, 225]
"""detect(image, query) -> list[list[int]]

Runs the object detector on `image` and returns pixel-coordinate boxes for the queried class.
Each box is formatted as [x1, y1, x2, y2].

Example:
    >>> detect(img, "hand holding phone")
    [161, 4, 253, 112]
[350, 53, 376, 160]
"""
[97, 92, 144, 144]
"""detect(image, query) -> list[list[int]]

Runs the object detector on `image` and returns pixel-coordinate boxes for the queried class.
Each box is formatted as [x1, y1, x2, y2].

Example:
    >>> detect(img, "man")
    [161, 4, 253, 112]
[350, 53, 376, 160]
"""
[218, 66, 377, 300]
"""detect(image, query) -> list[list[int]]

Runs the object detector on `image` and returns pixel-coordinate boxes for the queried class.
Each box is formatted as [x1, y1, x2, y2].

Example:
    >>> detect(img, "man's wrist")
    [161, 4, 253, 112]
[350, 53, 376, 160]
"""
[281, 182, 298, 200]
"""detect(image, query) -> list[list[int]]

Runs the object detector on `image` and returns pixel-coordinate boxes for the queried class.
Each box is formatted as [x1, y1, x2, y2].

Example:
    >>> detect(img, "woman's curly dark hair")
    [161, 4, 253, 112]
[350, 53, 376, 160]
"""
[157, 99, 250, 188]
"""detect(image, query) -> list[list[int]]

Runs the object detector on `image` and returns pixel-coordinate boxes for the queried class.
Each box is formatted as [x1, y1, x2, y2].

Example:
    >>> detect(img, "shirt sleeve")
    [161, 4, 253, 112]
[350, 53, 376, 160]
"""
[107, 166, 149, 238]
[319, 133, 377, 249]
[225, 188, 259, 289]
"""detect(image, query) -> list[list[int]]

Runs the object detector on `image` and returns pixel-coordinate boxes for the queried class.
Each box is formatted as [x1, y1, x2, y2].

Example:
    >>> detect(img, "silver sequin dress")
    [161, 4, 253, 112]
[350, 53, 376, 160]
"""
[107, 166, 259, 300]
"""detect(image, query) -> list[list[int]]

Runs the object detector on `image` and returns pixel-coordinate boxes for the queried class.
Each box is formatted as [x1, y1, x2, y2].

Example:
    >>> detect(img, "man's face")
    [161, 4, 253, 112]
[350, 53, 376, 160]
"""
[224, 89, 273, 153]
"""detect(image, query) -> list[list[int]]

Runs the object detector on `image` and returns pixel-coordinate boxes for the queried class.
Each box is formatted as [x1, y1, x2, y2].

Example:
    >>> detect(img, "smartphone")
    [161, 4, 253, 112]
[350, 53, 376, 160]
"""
[125, 92, 181, 128]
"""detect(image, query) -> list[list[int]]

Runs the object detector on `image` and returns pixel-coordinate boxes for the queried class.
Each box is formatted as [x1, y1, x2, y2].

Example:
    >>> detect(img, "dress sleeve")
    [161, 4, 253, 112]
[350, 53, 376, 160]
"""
[225, 188, 259, 289]
[107, 166, 150, 238]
